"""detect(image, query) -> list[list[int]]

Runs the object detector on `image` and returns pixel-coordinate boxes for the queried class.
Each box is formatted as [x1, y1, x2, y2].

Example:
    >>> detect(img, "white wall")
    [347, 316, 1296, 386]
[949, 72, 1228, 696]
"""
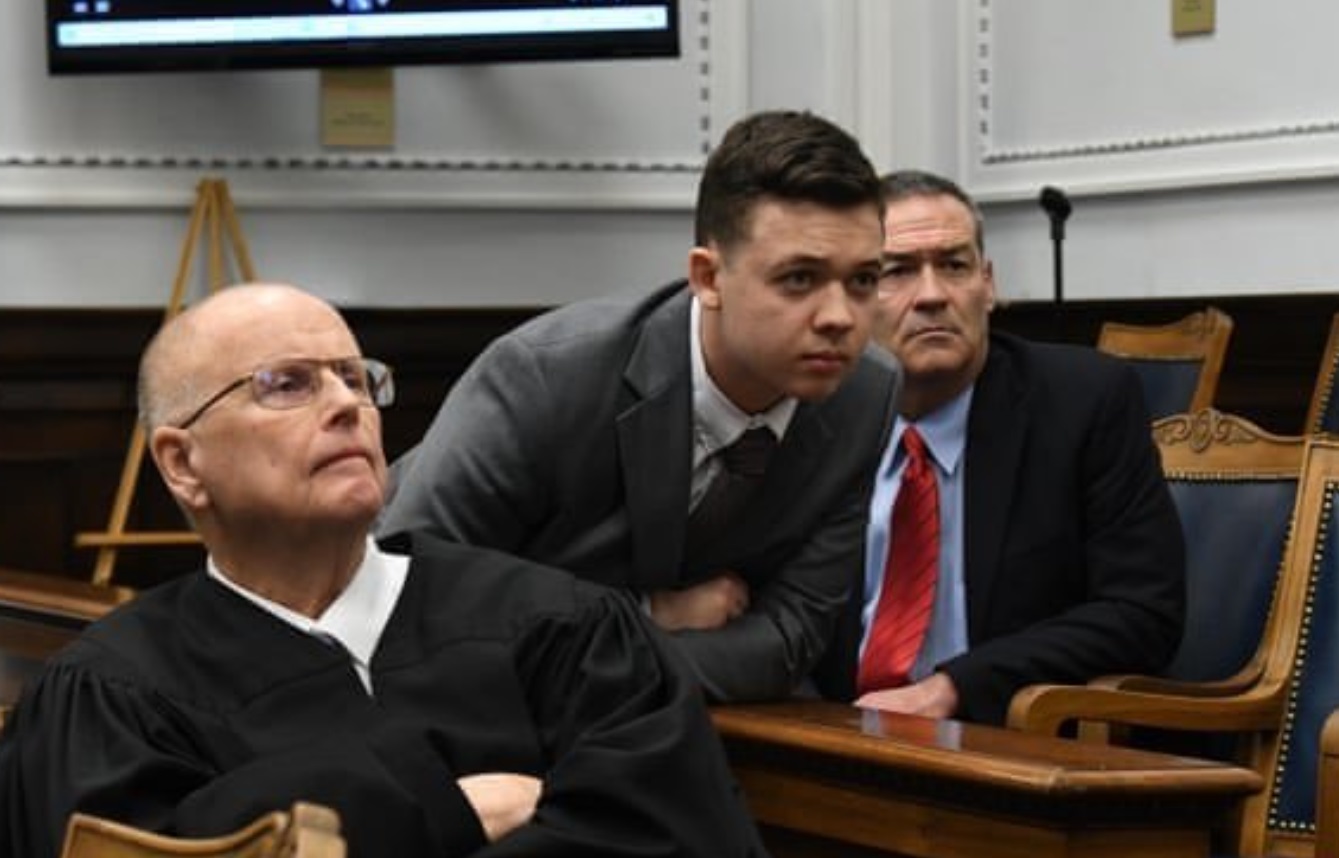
[5, 0, 1339, 308]
[882, 0, 1339, 305]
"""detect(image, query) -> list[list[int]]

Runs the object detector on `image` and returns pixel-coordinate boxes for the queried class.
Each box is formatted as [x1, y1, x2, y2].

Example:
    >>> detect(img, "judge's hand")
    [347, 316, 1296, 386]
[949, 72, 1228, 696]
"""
[457, 772, 542, 842]
[649, 572, 749, 631]
[854, 671, 959, 719]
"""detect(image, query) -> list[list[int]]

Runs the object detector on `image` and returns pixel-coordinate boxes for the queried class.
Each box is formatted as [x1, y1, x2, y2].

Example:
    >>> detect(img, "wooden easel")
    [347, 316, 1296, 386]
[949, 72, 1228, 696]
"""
[76, 178, 258, 586]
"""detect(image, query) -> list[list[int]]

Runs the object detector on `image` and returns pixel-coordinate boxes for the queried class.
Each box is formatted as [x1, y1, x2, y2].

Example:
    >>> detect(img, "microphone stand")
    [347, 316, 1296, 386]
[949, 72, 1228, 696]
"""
[1038, 186, 1072, 342]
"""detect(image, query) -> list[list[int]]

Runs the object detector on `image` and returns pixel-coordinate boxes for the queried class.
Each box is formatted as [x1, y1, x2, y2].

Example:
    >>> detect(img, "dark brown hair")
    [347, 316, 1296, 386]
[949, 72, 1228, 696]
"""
[694, 110, 883, 254]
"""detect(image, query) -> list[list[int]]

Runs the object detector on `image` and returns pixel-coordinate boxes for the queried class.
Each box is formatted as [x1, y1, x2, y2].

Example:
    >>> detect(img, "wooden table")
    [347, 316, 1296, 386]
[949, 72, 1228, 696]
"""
[713, 701, 1263, 858]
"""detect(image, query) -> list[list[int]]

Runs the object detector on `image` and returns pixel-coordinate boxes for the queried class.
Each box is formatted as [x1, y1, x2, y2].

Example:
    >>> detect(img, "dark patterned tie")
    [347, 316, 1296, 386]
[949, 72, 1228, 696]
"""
[686, 427, 778, 552]
[858, 427, 940, 694]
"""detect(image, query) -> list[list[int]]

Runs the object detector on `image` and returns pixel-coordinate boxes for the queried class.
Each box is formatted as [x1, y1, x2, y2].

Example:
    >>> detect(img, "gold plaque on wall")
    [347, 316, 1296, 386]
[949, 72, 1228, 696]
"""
[1173, 0, 1215, 37]
[320, 68, 395, 149]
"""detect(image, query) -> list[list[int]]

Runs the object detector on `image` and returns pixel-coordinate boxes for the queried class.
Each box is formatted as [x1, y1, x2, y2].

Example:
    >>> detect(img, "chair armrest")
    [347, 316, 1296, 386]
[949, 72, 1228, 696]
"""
[1087, 666, 1264, 698]
[1006, 682, 1287, 738]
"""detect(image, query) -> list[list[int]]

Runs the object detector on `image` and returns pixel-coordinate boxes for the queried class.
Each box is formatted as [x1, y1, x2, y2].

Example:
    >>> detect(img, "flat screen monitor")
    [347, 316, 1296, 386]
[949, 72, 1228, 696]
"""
[46, 0, 680, 75]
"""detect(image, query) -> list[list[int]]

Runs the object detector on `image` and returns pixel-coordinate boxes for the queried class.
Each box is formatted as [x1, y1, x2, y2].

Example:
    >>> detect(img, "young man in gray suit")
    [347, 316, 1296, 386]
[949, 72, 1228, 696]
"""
[813, 170, 1185, 725]
[380, 110, 900, 702]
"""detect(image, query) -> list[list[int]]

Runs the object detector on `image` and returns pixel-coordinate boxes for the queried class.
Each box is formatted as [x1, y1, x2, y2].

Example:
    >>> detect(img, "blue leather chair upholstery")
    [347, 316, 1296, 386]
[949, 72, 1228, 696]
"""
[1150, 410, 1303, 685]
[1114, 412, 1303, 773]
[1128, 360, 1212, 422]
[1163, 479, 1293, 684]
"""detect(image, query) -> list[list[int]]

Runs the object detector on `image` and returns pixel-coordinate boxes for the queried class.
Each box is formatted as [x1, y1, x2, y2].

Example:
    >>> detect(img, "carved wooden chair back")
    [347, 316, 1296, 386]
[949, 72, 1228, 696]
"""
[1097, 307, 1233, 420]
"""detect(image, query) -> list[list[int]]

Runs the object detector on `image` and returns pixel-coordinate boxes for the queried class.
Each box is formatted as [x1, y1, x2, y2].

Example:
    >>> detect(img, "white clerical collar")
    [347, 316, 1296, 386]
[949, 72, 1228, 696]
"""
[690, 294, 797, 454]
[207, 537, 408, 694]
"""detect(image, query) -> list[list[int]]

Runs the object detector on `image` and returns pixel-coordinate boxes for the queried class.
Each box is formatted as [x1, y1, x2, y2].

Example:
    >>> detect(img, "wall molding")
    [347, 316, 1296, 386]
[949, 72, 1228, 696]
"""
[962, 0, 1339, 201]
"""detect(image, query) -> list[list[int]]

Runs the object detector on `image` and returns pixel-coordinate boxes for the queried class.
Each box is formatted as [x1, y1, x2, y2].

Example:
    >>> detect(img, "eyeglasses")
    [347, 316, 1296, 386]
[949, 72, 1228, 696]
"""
[175, 357, 395, 430]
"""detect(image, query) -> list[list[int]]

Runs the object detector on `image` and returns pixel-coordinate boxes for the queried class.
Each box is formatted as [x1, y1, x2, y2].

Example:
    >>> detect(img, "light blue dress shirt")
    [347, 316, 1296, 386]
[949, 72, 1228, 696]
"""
[861, 386, 975, 683]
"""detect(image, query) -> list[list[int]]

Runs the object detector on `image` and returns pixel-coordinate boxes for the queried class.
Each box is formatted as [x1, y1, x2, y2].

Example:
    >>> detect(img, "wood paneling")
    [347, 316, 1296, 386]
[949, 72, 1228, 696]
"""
[0, 293, 1332, 584]
[993, 293, 1339, 434]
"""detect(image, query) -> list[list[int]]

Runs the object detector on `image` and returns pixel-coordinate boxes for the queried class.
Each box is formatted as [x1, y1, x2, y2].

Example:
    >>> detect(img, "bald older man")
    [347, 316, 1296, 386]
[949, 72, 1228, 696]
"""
[0, 284, 767, 858]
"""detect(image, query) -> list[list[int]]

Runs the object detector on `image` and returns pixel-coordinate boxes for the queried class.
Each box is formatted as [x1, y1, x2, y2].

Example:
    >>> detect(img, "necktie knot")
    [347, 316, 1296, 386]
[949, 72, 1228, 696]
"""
[902, 426, 928, 466]
[720, 426, 777, 479]
[686, 426, 776, 556]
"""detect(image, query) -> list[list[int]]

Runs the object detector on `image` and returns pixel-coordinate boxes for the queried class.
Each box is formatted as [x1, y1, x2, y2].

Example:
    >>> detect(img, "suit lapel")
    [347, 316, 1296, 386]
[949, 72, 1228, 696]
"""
[618, 287, 694, 590]
[963, 341, 1029, 642]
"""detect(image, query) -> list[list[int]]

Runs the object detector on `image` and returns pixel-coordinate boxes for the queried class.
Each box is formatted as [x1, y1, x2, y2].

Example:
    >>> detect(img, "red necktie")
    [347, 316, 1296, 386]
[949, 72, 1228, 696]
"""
[858, 427, 940, 694]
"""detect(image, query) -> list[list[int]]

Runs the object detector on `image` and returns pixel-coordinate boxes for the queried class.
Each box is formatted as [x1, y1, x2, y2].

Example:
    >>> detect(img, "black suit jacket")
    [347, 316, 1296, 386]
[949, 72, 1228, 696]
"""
[381, 281, 900, 702]
[815, 331, 1186, 724]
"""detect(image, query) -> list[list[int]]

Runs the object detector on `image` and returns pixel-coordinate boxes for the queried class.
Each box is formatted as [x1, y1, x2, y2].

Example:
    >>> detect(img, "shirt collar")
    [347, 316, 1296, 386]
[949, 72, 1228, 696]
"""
[891, 383, 975, 476]
[206, 537, 409, 674]
[690, 295, 797, 453]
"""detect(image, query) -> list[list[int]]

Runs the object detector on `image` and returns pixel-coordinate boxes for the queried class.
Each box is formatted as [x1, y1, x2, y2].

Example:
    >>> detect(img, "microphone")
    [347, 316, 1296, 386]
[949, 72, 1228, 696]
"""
[1038, 186, 1072, 242]
[1038, 186, 1071, 339]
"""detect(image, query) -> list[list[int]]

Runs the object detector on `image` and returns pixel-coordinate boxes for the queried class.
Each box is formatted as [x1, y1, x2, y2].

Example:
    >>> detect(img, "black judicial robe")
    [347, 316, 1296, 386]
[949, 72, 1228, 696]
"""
[0, 536, 768, 858]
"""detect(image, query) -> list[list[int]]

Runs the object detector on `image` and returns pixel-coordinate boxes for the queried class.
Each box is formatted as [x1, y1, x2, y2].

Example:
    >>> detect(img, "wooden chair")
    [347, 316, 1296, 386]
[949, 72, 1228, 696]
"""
[1152, 410, 1304, 688]
[1016, 410, 1303, 758]
[58, 802, 344, 858]
[1013, 409, 1302, 721]
[1009, 434, 1339, 856]
[1305, 312, 1339, 435]
[1097, 306, 1233, 419]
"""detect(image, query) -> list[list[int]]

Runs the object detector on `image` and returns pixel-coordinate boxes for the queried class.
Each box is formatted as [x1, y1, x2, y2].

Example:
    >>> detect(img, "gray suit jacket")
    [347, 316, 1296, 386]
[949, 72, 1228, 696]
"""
[380, 281, 900, 701]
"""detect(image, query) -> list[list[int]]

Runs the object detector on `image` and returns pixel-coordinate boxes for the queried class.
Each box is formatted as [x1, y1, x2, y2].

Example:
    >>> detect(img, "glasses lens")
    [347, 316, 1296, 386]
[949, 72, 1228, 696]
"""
[253, 362, 320, 409]
[365, 359, 395, 407]
[330, 357, 373, 400]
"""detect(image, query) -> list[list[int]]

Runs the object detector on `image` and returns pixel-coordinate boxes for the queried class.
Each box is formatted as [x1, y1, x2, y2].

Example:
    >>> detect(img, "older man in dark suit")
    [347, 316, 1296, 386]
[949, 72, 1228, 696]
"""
[380, 110, 900, 702]
[813, 170, 1185, 725]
